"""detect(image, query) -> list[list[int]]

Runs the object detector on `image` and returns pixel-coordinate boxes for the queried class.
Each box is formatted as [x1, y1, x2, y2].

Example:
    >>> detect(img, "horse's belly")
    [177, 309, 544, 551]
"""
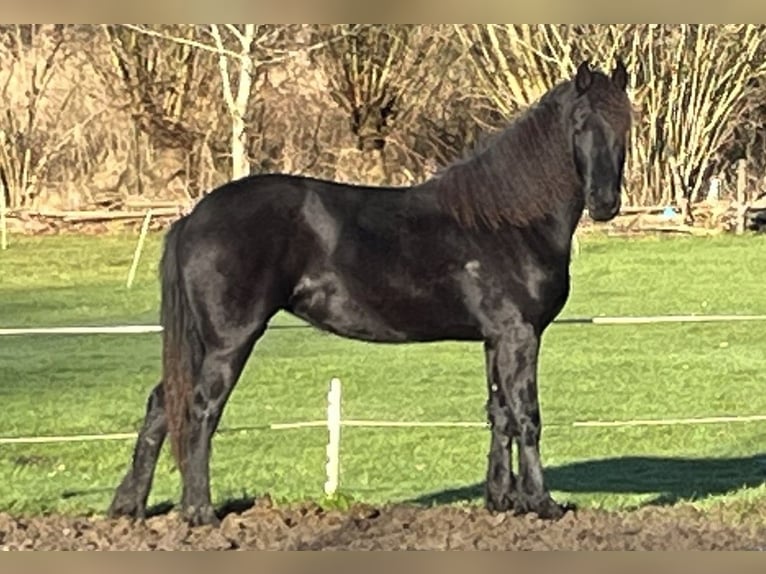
[286, 273, 478, 343]
[285, 274, 404, 341]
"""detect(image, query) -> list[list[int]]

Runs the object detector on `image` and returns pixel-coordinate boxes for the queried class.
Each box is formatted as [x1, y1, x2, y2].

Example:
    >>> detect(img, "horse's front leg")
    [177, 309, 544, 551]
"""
[483, 339, 517, 512]
[485, 323, 567, 519]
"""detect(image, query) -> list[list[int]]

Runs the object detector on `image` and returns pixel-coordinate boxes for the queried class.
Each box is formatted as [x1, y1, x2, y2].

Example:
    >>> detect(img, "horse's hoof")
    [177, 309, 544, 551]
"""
[484, 487, 518, 514]
[107, 498, 146, 521]
[485, 497, 513, 514]
[107, 483, 147, 521]
[183, 504, 221, 528]
[513, 494, 571, 520]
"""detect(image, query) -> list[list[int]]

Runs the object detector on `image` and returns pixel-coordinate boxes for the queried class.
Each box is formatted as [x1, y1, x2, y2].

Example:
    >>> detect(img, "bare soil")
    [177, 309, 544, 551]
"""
[2, 497, 765, 550]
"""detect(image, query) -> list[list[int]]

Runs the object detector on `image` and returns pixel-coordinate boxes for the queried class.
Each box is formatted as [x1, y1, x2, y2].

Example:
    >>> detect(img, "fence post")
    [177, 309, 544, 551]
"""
[736, 159, 747, 235]
[324, 377, 342, 497]
[126, 209, 153, 288]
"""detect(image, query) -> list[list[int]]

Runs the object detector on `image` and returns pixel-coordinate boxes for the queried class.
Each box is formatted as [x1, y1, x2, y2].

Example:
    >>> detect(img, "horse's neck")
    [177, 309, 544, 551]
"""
[548, 193, 586, 254]
[518, 192, 585, 258]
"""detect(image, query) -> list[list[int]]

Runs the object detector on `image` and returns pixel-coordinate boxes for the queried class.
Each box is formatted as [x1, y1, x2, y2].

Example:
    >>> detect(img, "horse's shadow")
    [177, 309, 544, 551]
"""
[60, 454, 764, 519]
[59, 489, 257, 521]
[142, 496, 257, 520]
[408, 453, 766, 508]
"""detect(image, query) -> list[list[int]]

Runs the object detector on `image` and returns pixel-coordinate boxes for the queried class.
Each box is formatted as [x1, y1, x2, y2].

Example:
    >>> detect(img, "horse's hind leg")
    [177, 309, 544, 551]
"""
[108, 381, 166, 519]
[177, 319, 268, 527]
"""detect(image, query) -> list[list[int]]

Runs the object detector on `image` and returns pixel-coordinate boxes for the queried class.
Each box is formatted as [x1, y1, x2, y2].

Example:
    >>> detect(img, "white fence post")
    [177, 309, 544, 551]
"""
[324, 377, 342, 497]
[126, 209, 154, 288]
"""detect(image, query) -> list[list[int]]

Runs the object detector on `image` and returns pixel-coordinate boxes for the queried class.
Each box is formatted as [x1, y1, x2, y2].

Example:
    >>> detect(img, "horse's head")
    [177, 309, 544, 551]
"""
[569, 59, 632, 222]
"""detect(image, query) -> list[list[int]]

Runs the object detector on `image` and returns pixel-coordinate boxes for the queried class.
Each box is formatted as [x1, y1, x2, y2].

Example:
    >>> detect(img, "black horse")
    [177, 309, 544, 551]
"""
[108, 59, 633, 526]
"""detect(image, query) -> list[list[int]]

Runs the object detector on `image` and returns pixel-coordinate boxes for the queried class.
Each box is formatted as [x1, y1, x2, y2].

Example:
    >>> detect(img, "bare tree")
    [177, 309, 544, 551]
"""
[457, 24, 766, 207]
[0, 25, 66, 208]
[111, 24, 313, 187]
[207, 24, 273, 181]
[97, 25, 222, 200]
[628, 25, 766, 205]
[310, 24, 461, 183]
[5, 24, 766, 216]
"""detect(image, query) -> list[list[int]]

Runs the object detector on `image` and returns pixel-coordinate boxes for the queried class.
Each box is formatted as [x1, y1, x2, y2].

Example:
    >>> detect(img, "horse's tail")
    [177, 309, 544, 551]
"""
[160, 217, 202, 470]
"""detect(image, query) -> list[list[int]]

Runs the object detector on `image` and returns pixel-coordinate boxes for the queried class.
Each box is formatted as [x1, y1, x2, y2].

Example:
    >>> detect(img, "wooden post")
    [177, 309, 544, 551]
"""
[126, 209, 153, 288]
[736, 159, 747, 235]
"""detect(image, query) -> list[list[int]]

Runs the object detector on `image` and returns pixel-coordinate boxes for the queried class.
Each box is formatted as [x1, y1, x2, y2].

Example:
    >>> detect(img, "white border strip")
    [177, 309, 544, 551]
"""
[2, 314, 766, 336]
[2, 414, 765, 445]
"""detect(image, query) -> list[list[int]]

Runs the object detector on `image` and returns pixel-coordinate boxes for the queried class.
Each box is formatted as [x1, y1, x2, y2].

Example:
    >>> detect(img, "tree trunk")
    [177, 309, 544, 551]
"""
[231, 34, 253, 180]
[211, 24, 256, 181]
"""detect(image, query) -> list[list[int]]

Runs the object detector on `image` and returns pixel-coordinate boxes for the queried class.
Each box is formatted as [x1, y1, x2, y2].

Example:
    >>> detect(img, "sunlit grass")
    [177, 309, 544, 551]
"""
[1, 232, 765, 517]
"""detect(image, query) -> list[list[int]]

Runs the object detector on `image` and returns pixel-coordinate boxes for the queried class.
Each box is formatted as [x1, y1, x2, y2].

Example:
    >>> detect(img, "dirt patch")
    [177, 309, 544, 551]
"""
[1, 498, 765, 550]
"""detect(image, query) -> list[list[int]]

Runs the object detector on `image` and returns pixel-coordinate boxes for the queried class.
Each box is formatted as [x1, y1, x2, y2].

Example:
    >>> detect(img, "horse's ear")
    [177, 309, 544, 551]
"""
[575, 60, 592, 94]
[612, 58, 628, 91]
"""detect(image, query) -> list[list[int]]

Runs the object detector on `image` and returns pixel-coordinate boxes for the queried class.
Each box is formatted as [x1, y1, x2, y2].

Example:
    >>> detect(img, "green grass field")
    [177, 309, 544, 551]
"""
[1, 232, 765, 518]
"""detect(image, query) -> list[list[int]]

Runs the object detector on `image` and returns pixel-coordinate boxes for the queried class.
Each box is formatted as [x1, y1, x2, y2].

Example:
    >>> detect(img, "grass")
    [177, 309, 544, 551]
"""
[0, 231, 765, 519]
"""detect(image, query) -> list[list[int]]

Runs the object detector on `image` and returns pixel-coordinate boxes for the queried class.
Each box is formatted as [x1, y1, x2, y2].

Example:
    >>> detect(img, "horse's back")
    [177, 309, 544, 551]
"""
[183, 173, 311, 227]
[171, 172, 411, 301]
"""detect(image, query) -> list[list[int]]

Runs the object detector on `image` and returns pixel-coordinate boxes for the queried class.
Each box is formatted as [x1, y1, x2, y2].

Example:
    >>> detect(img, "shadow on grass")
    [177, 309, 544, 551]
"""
[408, 453, 766, 508]
[57, 454, 765, 517]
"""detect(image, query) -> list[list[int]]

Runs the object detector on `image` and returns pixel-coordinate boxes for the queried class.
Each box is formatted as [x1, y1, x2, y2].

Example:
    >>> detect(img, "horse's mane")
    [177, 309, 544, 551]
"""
[425, 71, 630, 230]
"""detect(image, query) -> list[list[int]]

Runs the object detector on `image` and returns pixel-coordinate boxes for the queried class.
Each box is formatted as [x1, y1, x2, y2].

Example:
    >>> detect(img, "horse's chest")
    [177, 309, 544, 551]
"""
[460, 257, 570, 329]
[539, 272, 570, 318]
[523, 261, 570, 315]
[502, 259, 569, 307]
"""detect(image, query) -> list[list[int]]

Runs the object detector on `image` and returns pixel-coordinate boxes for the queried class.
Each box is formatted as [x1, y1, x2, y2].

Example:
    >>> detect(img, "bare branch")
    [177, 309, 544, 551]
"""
[34, 105, 111, 183]
[209, 24, 237, 114]
[225, 24, 247, 46]
[122, 24, 242, 60]
[122, 23, 339, 66]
